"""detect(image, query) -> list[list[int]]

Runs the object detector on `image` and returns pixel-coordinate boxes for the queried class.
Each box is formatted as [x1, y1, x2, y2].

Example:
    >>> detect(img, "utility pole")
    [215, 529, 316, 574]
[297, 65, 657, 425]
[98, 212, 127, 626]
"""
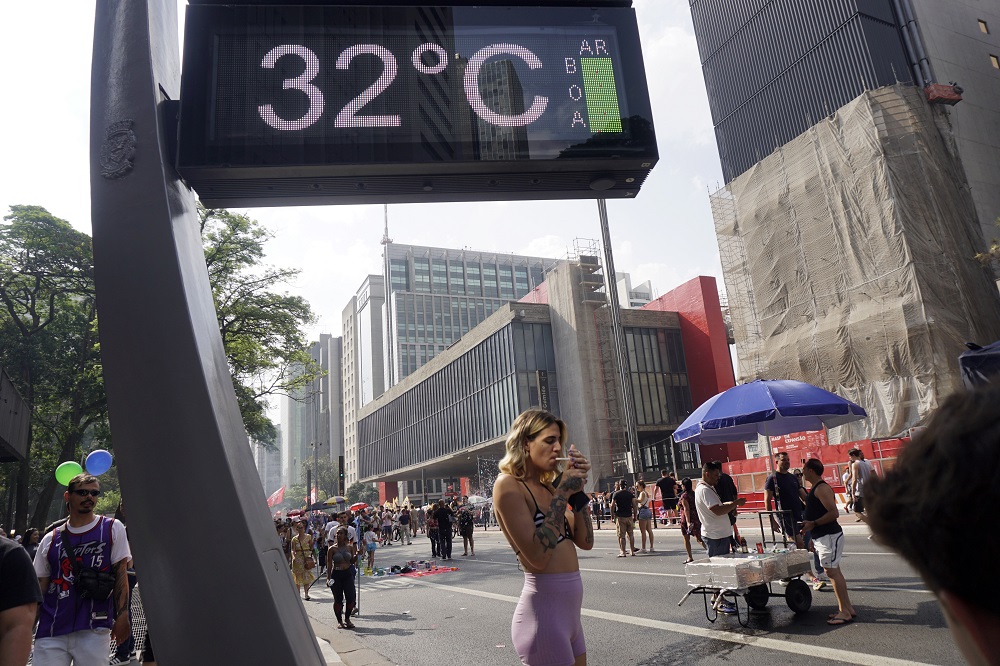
[597, 199, 640, 478]
[381, 204, 394, 388]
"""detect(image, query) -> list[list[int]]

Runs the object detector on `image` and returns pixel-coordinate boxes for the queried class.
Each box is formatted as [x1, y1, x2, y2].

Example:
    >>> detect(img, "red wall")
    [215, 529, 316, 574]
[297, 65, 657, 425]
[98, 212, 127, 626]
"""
[519, 281, 549, 304]
[700, 441, 747, 463]
[645, 276, 741, 462]
[643, 275, 736, 407]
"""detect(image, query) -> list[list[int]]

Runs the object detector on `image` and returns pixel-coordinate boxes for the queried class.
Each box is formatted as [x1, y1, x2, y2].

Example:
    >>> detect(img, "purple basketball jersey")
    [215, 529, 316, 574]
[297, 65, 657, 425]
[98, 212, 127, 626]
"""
[36, 516, 116, 638]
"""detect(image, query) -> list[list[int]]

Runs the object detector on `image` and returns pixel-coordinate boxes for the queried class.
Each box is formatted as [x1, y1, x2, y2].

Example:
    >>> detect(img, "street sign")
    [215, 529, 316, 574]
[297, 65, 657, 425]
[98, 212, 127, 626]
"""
[177, 5, 657, 206]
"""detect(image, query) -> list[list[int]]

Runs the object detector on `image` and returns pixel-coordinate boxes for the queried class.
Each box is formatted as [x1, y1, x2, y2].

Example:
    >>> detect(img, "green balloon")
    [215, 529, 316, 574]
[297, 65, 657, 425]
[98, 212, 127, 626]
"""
[55, 461, 84, 486]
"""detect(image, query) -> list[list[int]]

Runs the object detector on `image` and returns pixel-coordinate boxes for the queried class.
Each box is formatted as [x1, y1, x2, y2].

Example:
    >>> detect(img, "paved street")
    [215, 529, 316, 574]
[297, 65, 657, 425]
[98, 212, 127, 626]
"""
[304, 522, 964, 666]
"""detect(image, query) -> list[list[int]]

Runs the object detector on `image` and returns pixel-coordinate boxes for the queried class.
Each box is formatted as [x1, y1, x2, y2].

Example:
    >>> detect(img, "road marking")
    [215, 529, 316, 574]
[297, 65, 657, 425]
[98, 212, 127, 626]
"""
[461, 557, 931, 592]
[406, 578, 936, 666]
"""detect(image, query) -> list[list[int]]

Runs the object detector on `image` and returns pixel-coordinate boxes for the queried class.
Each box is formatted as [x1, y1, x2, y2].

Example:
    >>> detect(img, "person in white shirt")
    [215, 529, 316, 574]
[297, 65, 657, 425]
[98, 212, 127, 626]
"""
[694, 462, 747, 615]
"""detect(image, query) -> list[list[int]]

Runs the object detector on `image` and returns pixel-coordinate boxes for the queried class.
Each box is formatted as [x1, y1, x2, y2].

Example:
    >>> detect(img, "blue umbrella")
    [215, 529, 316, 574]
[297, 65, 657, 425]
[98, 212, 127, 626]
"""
[673, 379, 867, 444]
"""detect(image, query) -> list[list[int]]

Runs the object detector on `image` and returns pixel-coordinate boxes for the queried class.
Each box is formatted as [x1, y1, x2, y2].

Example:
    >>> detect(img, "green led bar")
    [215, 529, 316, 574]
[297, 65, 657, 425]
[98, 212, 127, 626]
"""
[580, 57, 623, 133]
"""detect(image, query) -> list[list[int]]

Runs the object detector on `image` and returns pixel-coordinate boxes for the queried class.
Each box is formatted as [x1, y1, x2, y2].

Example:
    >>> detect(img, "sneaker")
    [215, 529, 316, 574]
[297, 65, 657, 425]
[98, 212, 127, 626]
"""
[778, 578, 790, 587]
[718, 602, 738, 615]
[812, 578, 827, 591]
[640, 548, 647, 553]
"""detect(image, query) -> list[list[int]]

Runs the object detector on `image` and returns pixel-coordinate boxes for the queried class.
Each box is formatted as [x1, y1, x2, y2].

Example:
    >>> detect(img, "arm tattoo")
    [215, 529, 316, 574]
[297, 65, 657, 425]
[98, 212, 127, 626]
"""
[583, 511, 594, 546]
[559, 476, 583, 493]
[114, 560, 130, 616]
[534, 494, 568, 552]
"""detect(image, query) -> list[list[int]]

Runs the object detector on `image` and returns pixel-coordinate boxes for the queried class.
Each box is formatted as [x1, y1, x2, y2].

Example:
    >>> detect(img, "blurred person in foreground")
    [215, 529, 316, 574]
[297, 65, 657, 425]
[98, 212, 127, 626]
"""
[494, 409, 594, 666]
[867, 384, 1000, 665]
[0, 530, 41, 665]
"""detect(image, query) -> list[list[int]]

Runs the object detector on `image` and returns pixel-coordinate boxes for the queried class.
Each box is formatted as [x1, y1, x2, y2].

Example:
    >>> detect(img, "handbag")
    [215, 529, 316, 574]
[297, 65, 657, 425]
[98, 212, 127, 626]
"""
[296, 537, 316, 570]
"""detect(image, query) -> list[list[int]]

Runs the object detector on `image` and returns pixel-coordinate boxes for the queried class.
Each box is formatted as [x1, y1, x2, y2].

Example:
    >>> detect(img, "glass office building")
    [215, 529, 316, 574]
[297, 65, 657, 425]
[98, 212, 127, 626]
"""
[690, 0, 913, 184]
[383, 243, 555, 384]
[359, 318, 559, 478]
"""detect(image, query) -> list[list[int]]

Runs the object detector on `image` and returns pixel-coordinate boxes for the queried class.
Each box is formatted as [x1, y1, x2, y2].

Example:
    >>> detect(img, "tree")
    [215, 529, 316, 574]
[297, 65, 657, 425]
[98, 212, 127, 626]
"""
[0, 205, 106, 532]
[1, 204, 319, 530]
[200, 206, 320, 444]
[975, 217, 1000, 269]
[346, 482, 379, 506]
[301, 457, 338, 497]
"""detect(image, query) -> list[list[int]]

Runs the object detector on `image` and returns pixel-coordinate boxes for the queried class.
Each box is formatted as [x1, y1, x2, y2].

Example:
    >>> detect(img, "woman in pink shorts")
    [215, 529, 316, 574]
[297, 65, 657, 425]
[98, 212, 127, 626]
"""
[493, 409, 594, 666]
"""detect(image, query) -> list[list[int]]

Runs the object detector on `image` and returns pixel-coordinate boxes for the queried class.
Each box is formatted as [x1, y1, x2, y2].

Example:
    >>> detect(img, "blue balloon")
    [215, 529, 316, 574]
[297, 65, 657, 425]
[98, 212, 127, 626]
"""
[85, 449, 113, 476]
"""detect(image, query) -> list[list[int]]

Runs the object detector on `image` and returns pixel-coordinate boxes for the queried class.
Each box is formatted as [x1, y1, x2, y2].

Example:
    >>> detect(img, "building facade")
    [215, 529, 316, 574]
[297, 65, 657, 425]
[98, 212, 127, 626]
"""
[356, 260, 734, 494]
[341, 275, 385, 488]
[691, 0, 1000, 436]
[383, 242, 555, 385]
[280, 334, 344, 494]
[690, 0, 1000, 255]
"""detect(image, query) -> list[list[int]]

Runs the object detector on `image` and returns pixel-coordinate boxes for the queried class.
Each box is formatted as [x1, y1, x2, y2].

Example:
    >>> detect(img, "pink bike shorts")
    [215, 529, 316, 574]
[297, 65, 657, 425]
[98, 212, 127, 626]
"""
[511, 571, 586, 666]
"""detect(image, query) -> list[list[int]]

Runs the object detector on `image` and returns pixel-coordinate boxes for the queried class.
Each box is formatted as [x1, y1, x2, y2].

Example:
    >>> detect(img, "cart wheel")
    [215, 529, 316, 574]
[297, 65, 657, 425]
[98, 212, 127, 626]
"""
[745, 584, 769, 610]
[784, 579, 812, 613]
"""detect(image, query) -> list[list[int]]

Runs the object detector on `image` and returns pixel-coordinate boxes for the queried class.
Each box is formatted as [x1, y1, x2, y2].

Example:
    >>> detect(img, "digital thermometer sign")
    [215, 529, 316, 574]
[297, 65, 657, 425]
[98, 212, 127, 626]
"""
[177, 5, 657, 205]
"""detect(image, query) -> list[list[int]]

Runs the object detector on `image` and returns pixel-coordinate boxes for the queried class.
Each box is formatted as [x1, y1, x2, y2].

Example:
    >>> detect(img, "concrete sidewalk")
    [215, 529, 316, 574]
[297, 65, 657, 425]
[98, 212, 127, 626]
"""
[311, 617, 394, 666]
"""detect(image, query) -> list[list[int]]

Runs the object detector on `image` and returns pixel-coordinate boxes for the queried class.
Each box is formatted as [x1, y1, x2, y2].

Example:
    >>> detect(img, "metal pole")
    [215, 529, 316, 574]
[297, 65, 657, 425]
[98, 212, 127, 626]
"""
[596, 199, 640, 476]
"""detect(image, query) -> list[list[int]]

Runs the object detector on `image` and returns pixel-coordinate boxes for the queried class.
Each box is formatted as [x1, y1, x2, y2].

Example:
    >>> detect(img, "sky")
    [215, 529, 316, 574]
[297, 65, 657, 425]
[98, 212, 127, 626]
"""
[0, 0, 725, 343]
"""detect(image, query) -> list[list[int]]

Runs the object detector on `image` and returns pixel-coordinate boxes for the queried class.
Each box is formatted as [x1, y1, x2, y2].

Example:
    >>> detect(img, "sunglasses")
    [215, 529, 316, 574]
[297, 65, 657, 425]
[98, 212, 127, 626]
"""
[71, 489, 102, 497]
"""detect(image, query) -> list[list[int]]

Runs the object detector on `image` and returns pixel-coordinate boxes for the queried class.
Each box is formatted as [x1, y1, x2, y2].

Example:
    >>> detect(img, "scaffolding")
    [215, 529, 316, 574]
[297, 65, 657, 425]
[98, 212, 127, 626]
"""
[710, 84, 1000, 439]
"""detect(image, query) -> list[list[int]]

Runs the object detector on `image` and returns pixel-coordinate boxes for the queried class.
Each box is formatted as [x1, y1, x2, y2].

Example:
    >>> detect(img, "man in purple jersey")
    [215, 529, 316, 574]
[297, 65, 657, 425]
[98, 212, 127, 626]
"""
[32, 474, 131, 665]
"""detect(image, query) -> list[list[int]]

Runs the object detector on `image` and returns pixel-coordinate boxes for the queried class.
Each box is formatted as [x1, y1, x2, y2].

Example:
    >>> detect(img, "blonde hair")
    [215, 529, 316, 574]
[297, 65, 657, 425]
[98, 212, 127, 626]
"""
[499, 409, 567, 485]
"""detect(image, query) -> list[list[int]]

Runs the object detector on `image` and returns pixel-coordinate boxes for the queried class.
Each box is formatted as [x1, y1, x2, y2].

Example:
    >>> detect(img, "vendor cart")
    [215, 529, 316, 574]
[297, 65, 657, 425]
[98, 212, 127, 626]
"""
[677, 548, 813, 627]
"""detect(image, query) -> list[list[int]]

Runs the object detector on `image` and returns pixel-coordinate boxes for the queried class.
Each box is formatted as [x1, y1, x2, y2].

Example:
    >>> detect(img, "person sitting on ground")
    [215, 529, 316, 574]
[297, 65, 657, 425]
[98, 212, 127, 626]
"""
[867, 384, 1000, 664]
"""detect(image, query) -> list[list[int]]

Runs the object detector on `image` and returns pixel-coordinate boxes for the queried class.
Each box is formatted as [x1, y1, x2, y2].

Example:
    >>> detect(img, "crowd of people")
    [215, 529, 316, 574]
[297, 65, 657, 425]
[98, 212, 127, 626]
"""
[269, 495, 490, 628]
[1, 383, 995, 666]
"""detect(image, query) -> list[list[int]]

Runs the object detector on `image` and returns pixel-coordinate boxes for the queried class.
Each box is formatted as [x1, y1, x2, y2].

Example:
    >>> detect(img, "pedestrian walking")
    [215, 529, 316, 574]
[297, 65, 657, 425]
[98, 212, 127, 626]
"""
[290, 520, 316, 601]
[611, 480, 638, 557]
[493, 409, 593, 666]
[32, 474, 132, 665]
[326, 527, 357, 629]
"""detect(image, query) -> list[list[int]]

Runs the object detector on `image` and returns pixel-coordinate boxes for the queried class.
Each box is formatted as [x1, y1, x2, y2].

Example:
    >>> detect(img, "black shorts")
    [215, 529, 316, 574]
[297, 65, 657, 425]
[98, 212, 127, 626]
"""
[663, 498, 678, 510]
[853, 496, 865, 513]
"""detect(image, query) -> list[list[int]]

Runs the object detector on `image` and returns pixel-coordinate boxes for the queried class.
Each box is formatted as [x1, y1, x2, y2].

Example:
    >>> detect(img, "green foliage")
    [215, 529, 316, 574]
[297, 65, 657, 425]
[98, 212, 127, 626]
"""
[276, 483, 308, 513]
[301, 457, 339, 496]
[0, 205, 108, 531]
[975, 217, 1000, 268]
[346, 481, 380, 506]
[1, 204, 318, 530]
[94, 489, 122, 517]
[199, 205, 319, 444]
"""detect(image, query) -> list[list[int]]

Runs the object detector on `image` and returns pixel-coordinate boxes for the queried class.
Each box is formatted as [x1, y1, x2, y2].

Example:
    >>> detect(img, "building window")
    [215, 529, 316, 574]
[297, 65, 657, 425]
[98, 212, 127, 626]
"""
[979, 19, 990, 34]
[992, 54, 1000, 69]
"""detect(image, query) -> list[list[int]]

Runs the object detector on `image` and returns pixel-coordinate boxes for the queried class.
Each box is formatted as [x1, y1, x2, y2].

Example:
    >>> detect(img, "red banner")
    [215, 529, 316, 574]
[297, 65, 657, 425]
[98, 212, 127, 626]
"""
[769, 430, 829, 452]
[266, 486, 285, 508]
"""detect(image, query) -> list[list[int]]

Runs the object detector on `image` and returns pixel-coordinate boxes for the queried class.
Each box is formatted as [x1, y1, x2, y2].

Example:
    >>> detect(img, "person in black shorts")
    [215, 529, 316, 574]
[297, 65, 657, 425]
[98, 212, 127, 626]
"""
[655, 470, 678, 524]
